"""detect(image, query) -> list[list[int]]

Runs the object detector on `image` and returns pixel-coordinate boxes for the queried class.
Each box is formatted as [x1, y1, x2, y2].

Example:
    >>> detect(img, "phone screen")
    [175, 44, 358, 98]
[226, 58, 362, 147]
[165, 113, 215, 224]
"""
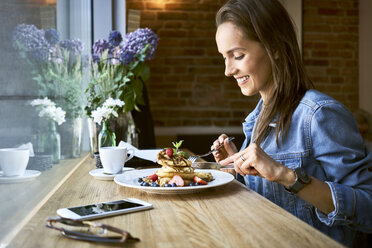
[68, 200, 143, 216]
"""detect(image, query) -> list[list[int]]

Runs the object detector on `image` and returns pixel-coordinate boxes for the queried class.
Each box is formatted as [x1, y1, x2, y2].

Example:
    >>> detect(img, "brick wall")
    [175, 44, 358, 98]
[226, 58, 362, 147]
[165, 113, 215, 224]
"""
[303, 0, 359, 110]
[127, 0, 359, 131]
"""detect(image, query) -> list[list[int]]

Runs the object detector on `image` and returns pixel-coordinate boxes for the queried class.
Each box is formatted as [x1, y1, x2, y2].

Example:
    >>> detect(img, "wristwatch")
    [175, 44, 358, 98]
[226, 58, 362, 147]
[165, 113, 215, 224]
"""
[285, 168, 312, 194]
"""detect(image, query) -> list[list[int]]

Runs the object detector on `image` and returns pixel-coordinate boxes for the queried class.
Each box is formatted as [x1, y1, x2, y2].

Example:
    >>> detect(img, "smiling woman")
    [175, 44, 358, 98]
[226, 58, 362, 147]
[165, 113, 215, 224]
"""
[211, 0, 372, 247]
[216, 23, 273, 101]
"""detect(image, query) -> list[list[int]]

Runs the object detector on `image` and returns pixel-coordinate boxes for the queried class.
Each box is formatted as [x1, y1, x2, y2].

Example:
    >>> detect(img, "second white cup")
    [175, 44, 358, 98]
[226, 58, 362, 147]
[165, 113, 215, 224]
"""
[99, 147, 135, 174]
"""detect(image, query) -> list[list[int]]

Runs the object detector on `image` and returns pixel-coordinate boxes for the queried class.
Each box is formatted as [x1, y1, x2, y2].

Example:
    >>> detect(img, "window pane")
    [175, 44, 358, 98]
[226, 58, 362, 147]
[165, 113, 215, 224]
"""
[0, 0, 90, 165]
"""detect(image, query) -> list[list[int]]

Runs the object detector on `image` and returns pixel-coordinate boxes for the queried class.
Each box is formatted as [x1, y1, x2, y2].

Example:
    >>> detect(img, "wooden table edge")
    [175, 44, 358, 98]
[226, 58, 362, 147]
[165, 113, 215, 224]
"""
[1, 154, 90, 245]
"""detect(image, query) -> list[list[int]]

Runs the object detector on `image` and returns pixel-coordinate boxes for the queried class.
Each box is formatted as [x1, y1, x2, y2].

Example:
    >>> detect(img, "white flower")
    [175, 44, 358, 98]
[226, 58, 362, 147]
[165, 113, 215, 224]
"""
[103, 98, 124, 108]
[31, 97, 66, 125]
[30, 97, 55, 107]
[38, 106, 66, 125]
[91, 98, 124, 124]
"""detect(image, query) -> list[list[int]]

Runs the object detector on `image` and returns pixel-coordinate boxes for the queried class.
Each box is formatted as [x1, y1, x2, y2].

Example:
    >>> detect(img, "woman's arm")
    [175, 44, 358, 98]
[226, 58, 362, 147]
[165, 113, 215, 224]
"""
[220, 144, 335, 214]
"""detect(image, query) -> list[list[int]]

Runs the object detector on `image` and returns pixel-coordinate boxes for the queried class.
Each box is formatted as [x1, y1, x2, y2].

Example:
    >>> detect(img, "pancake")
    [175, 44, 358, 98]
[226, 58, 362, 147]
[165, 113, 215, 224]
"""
[146, 144, 214, 187]
[195, 172, 214, 182]
[159, 166, 194, 174]
[157, 150, 191, 167]
[156, 170, 196, 180]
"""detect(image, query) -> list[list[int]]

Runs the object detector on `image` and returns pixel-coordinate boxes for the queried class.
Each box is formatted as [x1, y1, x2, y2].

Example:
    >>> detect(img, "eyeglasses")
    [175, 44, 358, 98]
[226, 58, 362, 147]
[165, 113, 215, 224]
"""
[46, 217, 140, 244]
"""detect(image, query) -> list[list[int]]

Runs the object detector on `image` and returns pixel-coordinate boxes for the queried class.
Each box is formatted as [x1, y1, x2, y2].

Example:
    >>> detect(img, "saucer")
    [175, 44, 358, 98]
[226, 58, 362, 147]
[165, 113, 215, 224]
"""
[89, 167, 134, 180]
[0, 170, 41, 184]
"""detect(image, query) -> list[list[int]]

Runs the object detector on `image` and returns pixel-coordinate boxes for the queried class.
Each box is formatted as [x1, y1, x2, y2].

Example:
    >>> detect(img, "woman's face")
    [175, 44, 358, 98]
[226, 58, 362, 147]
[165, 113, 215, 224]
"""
[216, 22, 273, 102]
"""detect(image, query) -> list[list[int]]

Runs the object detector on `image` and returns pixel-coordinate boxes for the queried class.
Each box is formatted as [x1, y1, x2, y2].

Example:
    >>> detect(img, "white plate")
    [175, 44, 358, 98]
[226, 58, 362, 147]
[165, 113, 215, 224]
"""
[114, 168, 235, 194]
[0, 170, 41, 183]
[89, 167, 135, 180]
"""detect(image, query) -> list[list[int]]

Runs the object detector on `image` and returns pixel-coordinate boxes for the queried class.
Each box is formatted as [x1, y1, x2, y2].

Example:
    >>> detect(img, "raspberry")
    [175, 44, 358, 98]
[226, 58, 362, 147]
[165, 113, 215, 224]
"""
[166, 148, 173, 157]
[148, 173, 158, 181]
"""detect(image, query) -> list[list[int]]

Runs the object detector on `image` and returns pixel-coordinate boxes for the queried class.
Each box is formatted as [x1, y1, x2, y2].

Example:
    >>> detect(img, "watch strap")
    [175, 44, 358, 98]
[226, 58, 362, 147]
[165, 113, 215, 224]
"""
[285, 168, 311, 194]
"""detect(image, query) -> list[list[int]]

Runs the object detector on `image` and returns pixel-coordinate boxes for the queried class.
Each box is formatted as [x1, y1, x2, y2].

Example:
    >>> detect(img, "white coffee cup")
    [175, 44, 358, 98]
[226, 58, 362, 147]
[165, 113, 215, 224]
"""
[99, 147, 135, 174]
[0, 148, 30, 177]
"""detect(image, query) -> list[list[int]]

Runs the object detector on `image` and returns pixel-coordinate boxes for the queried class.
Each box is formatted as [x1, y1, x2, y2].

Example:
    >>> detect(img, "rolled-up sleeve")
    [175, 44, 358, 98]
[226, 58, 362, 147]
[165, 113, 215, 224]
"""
[311, 102, 372, 232]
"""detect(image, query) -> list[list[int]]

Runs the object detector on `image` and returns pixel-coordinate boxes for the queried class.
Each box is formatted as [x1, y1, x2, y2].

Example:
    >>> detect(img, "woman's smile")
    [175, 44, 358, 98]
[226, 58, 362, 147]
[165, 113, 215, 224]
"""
[235, 75, 250, 86]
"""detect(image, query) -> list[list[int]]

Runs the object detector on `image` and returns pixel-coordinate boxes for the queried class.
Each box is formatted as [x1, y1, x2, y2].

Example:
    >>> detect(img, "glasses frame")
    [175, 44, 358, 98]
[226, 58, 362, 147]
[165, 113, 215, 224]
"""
[46, 217, 140, 244]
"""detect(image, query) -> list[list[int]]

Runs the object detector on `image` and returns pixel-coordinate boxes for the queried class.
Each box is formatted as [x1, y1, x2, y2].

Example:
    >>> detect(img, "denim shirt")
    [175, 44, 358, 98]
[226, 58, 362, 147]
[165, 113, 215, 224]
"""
[238, 89, 372, 247]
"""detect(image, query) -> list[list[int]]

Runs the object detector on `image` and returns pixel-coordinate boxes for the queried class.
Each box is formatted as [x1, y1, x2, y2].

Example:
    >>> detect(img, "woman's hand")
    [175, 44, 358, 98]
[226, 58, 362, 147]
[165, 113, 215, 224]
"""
[220, 143, 294, 185]
[212, 134, 238, 163]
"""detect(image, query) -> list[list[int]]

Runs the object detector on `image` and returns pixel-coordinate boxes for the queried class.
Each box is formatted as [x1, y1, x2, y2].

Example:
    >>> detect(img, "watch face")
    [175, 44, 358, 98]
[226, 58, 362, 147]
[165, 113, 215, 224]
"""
[296, 168, 311, 183]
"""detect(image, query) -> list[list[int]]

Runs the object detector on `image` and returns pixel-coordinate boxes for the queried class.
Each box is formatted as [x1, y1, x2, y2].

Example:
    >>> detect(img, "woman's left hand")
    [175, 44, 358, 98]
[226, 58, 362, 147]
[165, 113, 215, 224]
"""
[220, 143, 290, 183]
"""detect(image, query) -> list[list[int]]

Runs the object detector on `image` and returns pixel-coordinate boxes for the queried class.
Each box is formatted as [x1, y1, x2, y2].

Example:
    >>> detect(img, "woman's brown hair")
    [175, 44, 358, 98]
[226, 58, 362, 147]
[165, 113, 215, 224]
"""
[216, 0, 313, 146]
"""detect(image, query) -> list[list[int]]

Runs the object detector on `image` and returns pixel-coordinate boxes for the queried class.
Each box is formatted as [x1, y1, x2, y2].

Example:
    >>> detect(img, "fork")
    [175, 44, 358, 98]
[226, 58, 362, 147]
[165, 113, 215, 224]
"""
[188, 137, 235, 163]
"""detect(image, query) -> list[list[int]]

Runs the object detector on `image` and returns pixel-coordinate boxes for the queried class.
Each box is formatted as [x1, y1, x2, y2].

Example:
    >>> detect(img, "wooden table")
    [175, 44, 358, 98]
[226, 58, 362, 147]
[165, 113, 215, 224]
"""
[6, 155, 343, 248]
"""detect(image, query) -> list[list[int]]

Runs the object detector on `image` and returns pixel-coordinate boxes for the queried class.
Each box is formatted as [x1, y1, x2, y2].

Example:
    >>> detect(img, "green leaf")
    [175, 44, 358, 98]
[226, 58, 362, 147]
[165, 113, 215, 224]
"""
[172, 140, 184, 152]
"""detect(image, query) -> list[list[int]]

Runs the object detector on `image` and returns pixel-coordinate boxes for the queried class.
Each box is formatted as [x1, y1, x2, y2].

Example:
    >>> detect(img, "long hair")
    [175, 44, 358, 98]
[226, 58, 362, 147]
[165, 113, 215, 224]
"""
[216, 0, 313, 146]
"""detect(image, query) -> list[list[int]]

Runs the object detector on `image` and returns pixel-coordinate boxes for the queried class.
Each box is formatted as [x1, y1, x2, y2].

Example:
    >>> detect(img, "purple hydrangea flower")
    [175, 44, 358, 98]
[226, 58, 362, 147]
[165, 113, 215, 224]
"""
[92, 39, 111, 63]
[12, 24, 51, 62]
[92, 39, 109, 55]
[118, 50, 136, 65]
[108, 30, 123, 48]
[120, 28, 159, 62]
[59, 39, 83, 55]
[44, 29, 60, 46]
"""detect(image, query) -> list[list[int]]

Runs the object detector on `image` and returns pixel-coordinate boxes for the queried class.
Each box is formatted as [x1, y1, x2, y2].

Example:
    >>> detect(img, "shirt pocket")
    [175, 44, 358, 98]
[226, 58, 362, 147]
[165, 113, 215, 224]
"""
[276, 157, 302, 170]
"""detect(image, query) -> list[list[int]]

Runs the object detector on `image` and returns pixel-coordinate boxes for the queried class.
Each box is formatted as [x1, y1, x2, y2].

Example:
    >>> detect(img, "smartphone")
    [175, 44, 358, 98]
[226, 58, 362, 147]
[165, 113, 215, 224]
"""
[56, 198, 153, 220]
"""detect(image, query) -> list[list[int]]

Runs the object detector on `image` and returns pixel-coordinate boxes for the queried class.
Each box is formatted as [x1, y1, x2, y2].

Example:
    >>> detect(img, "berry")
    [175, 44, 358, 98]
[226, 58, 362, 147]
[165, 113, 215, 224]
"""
[151, 182, 159, 187]
[168, 175, 184, 187]
[138, 178, 143, 183]
[194, 182, 199, 186]
[193, 176, 207, 185]
[166, 148, 173, 157]
[171, 183, 177, 187]
[165, 183, 172, 187]
[148, 173, 158, 182]
[189, 182, 195, 186]
[141, 182, 149, 186]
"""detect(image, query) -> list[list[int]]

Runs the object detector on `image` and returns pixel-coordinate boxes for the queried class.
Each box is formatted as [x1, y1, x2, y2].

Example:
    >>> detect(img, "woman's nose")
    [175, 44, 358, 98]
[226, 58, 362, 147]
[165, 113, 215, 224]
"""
[225, 60, 237, 77]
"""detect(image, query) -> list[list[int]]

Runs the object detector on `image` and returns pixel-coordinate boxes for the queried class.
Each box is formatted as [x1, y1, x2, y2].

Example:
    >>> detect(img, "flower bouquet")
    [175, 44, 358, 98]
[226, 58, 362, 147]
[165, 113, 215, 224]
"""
[13, 24, 85, 119]
[30, 97, 66, 164]
[85, 28, 158, 155]
[85, 28, 158, 116]
[13, 24, 86, 159]
[91, 97, 125, 148]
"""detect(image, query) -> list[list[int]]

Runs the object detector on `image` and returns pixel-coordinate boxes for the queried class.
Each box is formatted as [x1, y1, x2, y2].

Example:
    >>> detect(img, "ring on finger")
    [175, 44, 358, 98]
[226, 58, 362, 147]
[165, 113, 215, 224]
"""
[240, 155, 246, 162]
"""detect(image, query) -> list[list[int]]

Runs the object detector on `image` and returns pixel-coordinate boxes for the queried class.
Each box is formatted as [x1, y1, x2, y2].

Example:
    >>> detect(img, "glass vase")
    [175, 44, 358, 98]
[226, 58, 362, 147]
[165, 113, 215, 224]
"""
[114, 111, 138, 147]
[58, 116, 83, 159]
[87, 118, 99, 157]
[98, 120, 116, 148]
[34, 120, 61, 164]
[49, 121, 61, 164]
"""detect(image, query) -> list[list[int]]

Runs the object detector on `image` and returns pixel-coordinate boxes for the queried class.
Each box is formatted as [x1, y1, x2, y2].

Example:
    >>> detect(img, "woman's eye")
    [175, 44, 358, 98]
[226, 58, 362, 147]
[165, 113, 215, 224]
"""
[235, 55, 244, 60]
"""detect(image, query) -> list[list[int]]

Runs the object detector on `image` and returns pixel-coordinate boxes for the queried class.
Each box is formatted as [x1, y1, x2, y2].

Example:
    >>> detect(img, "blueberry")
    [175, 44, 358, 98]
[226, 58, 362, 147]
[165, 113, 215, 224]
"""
[172, 183, 177, 187]
[165, 184, 172, 187]
[138, 178, 143, 183]
[151, 182, 159, 187]
[141, 182, 149, 186]
[189, 182, 195, 186]
[194, 182, 199, 186]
